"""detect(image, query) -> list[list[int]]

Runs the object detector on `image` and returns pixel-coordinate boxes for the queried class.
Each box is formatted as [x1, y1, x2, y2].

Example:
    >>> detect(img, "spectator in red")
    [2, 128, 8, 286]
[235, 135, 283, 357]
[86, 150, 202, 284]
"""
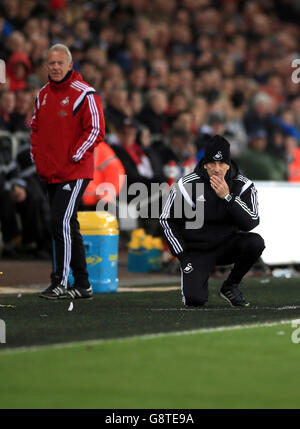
[286, 136, 300, 182]
[6, 51, 31, 92]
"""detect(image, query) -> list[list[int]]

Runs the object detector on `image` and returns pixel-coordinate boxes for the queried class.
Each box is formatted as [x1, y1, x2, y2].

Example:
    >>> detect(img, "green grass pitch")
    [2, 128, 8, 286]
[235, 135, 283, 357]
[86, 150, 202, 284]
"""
[1, 277, 300, 408]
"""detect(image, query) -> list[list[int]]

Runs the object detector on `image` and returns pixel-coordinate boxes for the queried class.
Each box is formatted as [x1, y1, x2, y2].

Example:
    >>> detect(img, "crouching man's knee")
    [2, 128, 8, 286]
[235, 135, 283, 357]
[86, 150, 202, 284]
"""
[247, 233, 265, 256]
[183, 295, 207, 307]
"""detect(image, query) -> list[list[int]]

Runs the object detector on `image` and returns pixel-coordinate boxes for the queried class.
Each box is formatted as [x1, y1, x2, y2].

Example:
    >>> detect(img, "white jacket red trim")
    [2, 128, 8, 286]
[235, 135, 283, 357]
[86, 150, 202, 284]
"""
[30, 70, 105, 183]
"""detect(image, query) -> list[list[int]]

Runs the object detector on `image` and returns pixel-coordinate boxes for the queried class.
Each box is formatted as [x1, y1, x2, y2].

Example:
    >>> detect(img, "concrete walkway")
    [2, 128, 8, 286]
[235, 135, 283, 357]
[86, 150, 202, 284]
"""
[0, 251, 180, 295]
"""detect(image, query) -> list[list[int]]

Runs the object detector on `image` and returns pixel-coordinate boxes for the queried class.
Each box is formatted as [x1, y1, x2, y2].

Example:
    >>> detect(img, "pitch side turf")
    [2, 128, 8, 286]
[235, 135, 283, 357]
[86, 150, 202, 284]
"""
[1, 277, 300, 349]
[0, 276, 300, 408]
[1, 322, 300, 409]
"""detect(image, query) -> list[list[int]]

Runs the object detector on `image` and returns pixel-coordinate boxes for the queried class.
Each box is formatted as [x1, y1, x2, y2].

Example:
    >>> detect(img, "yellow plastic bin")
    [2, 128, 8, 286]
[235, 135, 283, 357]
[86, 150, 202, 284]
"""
[127, 229, 163, 273]
[68, 211, 119, 293]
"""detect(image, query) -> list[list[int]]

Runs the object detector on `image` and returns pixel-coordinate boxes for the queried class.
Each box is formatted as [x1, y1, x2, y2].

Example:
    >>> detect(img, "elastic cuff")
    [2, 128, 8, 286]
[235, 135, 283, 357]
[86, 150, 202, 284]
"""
[223, 195, 235, 206]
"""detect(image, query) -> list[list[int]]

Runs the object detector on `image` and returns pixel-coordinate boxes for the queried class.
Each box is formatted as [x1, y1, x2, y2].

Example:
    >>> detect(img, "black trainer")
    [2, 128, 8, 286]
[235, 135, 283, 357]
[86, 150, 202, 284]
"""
[39, 284, 68, 300]
[66, 285, 93, 299]
[219, 283, 249, 307]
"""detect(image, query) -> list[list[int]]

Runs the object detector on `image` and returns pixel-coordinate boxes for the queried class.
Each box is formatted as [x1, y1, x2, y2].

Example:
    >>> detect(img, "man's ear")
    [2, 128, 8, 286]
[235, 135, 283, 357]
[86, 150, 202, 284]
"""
[204, 164, 207, 169]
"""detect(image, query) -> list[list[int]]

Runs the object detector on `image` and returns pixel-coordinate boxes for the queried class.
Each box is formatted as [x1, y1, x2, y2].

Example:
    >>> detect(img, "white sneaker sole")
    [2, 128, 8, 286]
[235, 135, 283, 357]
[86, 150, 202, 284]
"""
[39, 293, 68, 300]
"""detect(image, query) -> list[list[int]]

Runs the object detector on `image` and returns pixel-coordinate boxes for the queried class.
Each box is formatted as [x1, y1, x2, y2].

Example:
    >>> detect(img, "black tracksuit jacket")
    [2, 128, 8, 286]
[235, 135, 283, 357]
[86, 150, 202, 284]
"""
[159, 160, 260, 262]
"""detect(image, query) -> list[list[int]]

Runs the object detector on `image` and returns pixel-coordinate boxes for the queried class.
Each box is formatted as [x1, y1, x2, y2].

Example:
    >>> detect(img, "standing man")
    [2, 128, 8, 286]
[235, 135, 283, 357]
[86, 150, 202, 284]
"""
[160, 135, 265, 307]
[31, 44, 105, 299]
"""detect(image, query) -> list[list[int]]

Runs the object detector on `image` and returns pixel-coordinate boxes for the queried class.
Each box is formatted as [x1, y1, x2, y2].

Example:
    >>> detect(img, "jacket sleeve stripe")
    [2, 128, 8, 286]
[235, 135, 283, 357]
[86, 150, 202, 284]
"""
[80, 94, 99, 153]
[73, 94, 98, 161]
[73, 94, 100, 162]
[239, 179, 253, 196]
[182, 173, 199, 184]
[251, 188, 259, 217]
[73, 90, 96, 114]
[235, 187, 259, 219]
[71, 80, 96, 114]
[72, 86, 86, 110]
[159, 186, 183, 254]
[71, 80, 96, 97]
[236, 174, 248, 184]
[178, 177, 195, 208]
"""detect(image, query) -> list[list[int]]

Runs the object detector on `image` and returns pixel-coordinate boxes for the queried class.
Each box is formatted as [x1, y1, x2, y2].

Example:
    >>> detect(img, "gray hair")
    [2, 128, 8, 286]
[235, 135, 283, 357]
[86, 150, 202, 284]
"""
[47, 44, 72, 63]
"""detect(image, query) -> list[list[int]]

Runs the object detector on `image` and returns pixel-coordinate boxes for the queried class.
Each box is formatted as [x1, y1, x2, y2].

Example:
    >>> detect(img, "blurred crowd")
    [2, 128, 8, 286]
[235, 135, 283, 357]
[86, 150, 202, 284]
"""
[1, 0, 300, 258]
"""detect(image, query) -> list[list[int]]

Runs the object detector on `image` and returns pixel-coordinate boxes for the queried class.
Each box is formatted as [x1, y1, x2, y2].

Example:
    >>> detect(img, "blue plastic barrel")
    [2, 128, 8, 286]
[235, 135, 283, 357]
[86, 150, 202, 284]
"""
[68, 211, 119, 293]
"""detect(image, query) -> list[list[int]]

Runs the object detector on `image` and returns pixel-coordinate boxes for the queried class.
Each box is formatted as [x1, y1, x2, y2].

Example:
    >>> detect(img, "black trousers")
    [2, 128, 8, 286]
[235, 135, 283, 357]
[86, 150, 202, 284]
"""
[16, 191, 51, 250]
[47, 179, 90, 288]
[0, 188, 19, 243]
[181, 232, 265, 306]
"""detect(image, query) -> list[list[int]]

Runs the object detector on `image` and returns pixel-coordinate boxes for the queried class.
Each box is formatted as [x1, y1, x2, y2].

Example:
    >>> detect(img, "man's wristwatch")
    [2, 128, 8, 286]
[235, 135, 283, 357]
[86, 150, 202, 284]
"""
[224, 193, 233, 202]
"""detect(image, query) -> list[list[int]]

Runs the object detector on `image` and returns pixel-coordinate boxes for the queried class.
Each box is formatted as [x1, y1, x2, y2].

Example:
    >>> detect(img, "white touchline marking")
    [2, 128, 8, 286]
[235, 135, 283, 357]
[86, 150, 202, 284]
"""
[0, 319, 296, 356]
[148, 305, 300, 311]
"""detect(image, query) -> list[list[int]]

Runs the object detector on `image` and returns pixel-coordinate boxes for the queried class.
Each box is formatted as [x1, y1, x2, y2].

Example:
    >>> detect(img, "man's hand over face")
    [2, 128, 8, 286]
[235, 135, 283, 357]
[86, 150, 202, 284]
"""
[210, 175, 230, 199]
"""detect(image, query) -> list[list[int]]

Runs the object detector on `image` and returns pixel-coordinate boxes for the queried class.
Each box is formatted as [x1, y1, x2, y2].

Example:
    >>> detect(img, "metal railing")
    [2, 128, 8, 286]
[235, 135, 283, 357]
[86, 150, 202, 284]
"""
[0, 131, 31, 161]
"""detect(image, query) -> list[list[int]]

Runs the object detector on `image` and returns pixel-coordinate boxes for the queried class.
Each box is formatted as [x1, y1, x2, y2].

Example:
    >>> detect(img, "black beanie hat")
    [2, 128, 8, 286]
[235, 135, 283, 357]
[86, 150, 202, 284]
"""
[204, 135, 231, 165]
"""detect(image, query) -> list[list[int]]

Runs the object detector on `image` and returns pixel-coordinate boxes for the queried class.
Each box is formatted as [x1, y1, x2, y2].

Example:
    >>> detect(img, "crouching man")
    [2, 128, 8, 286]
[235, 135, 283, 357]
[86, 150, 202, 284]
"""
[159, 135, 265, 307]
